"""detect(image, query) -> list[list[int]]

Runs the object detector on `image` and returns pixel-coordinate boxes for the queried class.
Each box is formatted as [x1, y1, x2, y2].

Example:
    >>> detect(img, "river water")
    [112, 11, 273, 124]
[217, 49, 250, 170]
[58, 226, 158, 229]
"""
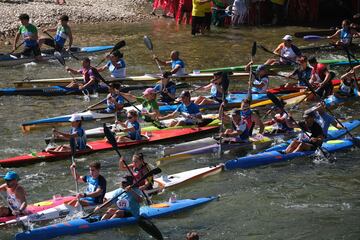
[0, 19, 359, 240]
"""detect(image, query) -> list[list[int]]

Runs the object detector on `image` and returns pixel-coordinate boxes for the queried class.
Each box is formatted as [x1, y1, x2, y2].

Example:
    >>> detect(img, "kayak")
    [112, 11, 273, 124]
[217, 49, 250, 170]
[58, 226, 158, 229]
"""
[0, 82, 190, 97]
[0, 122, 220, 167]
[200, 59, 358, 73]
[224, 137, 359, 170]
[12, 72, 249, 88]
[0, 45, 113, 67]
[15, 196, 217, 240]
[157, 135, 272, 166]
[0, 195, 75, 224]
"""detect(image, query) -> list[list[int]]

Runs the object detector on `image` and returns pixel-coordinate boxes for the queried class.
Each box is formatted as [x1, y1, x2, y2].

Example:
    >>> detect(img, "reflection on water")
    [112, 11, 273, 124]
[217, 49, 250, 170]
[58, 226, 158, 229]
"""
[0, 18, 360, 240]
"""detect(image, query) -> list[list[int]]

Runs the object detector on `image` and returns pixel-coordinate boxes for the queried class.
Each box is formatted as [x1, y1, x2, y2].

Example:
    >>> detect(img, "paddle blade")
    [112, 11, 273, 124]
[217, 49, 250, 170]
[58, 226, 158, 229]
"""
[257, 44, 271, 54]
[251, 41, 257, 57]
[303, 35, 325, 41]
[221, 72, 230, 94]
[54, 51, 66, 66]
[266, 92, 285, 109]
[144, 36, 153, 51]
[138, 217, 163, 240]
[70, 137, 76, 156]
[103, 123, 118, 149]
[112, 40, 126, 52]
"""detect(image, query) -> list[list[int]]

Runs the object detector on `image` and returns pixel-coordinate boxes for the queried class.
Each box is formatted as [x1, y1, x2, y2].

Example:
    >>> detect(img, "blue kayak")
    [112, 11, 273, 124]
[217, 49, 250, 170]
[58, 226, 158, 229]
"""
[0, 45, 113, 67]
[21, 93, 268, 128]
[324, 92, 359, 107]
[224, 137, 358, 170]
[15, 196, 217, 240]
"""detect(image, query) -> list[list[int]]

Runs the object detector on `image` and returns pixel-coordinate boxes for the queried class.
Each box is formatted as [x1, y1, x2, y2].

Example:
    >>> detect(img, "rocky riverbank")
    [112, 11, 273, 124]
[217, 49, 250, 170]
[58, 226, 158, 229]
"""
[0, 0, 154, 41]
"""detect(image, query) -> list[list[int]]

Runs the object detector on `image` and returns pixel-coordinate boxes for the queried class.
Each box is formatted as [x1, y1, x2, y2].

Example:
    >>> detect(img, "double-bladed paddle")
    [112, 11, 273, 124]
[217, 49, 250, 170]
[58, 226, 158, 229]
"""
[217, 71, 230, 157]
[95, 40, 126, 67]
[69, 137, 84, 212]
[144, 36, 163, 74]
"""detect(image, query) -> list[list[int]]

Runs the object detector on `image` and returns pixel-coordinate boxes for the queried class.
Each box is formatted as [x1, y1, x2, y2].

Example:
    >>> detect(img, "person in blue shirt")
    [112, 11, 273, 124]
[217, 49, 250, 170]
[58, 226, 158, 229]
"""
[99, 175, 142, 220]
[327, 19, 360, 46]
[310, 103, 342, 137]
[68, 161, 107, 208]
[158, 90, 202, 127]
[100, 83, 125, 114]
[285, 56, 312, 88]
[97, 50, 126, 78]
[154, 50, 186, 76]
[219, 109, 251, 142]
[194, 71, 225, 105]
[52, 114, 87, 152]
[115, 110, 142, 142]
[153, 71, 176, 105]
[39, 15, 73, 52]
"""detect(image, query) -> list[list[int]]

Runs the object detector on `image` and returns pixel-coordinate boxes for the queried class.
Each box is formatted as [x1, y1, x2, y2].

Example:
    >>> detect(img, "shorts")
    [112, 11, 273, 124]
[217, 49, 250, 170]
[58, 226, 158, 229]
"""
[80, 197, 98, 206]
[43, 38, 64, 51]
[203, 12, 212, 30]
[209, 96, 223, 103]
[20, 45, 41, 57]
[315, 83, 333, 98]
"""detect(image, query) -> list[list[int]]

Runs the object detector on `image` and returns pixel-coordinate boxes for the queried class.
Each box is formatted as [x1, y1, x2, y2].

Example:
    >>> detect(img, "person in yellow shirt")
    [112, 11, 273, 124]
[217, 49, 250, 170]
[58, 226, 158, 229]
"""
[191, 0, 211, 35]
[202, 0, 212, 32]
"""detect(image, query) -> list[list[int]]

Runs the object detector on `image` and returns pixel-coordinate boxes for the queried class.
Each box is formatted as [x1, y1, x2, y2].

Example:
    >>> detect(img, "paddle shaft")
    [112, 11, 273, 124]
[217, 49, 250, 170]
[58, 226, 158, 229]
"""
[9, 41, 25, 55]
[259, 45, 299, 66]
[95, 40, 126, 67]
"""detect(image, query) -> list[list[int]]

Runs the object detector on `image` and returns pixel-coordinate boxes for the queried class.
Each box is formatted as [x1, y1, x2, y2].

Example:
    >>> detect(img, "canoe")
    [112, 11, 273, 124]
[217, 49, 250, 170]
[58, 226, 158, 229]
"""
[0, 45, 113, 67]
[0, 82, 190, 97]
[0, 121, 220, 167]
[200, 59, 358, 73]
[15, 196, 217, 240]
[224, 137, 358, 170]
[157, 135, 272, 166]
[0, 195, 75, 224]
[12, 72, 249, 88]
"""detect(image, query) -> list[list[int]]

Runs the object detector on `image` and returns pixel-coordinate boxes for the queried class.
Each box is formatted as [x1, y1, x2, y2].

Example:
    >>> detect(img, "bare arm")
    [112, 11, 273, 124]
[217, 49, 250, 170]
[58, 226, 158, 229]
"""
[67, 27, 73, 48]
[119, 92, 137, 102]
[13, 32, 20, 50]
[15, 186, 27, 212]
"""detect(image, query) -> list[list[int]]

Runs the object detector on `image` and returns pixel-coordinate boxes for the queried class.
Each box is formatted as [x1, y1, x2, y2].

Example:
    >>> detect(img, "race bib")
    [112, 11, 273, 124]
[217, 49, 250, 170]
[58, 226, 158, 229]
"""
[116, 199, 129, 209]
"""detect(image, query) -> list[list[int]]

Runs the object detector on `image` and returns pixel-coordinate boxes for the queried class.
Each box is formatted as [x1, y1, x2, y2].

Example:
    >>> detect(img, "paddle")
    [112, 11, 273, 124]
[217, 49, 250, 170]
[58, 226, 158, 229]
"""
[8, 40, 25, 55]
[95, 40, 126, 67]
[247, 41, 257, 103]
[69, 137, 84, 212]
[143, 36, 163, 74]
[43, 31, 80, 60]
[217, 71, 230, 157]
[103, 123, 153, 205]
[266, 92, 331, 158]
[303, 35, 327, 41]
[294, 29, 336, 38]
[258, 44, 299, 66]
[0, 193, 28, 230]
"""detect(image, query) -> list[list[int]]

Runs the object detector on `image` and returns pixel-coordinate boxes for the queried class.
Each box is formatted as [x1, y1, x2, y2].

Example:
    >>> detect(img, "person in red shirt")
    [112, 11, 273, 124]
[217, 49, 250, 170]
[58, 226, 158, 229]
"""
[308, 56, 334, 99]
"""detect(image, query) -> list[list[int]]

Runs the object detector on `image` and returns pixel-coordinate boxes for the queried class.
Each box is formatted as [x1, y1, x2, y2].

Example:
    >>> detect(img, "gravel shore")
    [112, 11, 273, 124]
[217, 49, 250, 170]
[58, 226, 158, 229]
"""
[0, 0, 153, 40]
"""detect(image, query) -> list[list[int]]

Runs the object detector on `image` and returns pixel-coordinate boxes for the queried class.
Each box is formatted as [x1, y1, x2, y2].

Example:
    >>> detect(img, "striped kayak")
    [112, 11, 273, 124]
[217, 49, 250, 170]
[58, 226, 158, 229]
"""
[0, 121, 220, 167]
[0, 82, 190, 97]
[200, 59, 359, 73]
[225, 137, 358, 170]
[12, 72, 249, 88]
[15, 196, 217, 240]
[0, 45, 113, 67]
[0, 195, 75, 225]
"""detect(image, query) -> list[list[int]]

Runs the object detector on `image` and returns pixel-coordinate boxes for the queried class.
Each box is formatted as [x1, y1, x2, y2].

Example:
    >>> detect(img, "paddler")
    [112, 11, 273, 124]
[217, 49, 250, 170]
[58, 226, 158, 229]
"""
[153, 71, 177, 105]
[285, 111, 324, 153]
[264, 34, 302, 65]
[327, 19, 360, 46]
[68, 161, 107, 208]
[13, 13, 42, 61]
[264, 105, 295, 134]
[99, 175, 142, 220]
[193, 71, 225, 105]
[219, 109, 251, 142]
[157, 90, 202, 127]
[65, 57, 100, 92]
[119, 153, 154, 191]
[308, 56, 334, 99]
[99, 83, 125, 115]
[334, 68, 360, 98]
[238, 99, 265, 134]
[38, 15, 73, 52]
[52, 114, 87, 152]
[284, 55, 311, 88]
[114, 110, 142, 143]
[97, 50, 126, 79]
[244, 64, 269, 94]
[153, 50, 186, 76]
[0, 171, 27, 217]
[118, 88, 160, 120]
[307, 103, 342, 137]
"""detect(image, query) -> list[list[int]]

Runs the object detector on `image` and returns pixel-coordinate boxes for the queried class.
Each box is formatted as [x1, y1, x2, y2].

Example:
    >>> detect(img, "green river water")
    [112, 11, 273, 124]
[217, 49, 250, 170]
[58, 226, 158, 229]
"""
[0, 19, 359, 239]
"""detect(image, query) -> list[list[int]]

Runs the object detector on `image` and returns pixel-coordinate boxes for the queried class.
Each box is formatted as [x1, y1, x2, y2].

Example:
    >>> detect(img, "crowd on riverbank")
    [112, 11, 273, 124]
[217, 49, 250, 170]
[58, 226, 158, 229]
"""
[0, 0, 153, 40]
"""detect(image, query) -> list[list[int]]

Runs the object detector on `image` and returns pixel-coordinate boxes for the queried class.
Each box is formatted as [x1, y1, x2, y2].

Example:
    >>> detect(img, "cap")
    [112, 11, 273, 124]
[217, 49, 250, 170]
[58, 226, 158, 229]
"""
[162, 71, 172, 79]
[143, 88, 156, 95]
[121, 175, 134, 185]
[69, 114, 82, 122]
[180, 90, 191, 98]
[282, 34, 293, 41]
[4, 171, 19, 181]
[256, 64, 266, 73]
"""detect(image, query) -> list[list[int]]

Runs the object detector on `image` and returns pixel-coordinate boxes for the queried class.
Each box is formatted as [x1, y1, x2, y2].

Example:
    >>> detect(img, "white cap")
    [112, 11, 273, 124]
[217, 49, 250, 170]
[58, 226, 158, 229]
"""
[282, 34, 292, 41]
[69, 114, 82, 122]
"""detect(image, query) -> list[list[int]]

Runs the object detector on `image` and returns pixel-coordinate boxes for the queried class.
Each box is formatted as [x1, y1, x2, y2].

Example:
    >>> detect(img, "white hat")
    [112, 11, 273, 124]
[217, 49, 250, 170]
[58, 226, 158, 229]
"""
[69, 114, 82, 122]
[282, 35, 292, 41]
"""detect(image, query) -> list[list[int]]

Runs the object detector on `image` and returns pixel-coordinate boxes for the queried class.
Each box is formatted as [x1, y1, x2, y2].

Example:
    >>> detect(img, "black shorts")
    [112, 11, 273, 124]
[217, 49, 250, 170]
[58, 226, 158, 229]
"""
[20, 45, 41, 57]
[191, 16, 204, 35]
[43, 38, 63, 51]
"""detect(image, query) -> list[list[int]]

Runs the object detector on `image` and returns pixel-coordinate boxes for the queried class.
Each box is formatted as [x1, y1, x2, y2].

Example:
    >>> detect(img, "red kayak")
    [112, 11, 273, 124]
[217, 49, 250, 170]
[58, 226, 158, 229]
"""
[0, 125, 219, 167]
[0, 195, 75, 224]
